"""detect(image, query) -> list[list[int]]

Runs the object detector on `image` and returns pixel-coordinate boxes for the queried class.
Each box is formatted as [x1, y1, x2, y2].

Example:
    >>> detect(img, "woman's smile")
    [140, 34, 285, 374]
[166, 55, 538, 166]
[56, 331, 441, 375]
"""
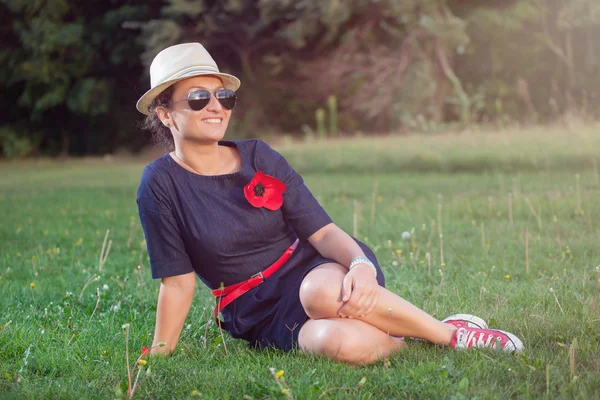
[201, 118, 223, 125]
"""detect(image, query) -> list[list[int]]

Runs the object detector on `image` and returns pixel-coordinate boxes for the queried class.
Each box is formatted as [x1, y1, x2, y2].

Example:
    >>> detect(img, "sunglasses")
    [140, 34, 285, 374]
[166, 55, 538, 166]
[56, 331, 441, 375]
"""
[174, 88, 237, 111]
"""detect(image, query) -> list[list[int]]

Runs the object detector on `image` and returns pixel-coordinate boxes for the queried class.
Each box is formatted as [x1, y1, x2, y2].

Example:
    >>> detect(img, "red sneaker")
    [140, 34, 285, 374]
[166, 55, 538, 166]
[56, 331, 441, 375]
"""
[450, 327, 524, 352]
[442, 314, 487, 329]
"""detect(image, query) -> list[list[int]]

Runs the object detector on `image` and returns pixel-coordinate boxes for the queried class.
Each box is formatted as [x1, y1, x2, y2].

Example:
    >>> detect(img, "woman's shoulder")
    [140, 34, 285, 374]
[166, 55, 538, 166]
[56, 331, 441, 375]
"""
[239, 138, 282, 160]
[137, 153, 177, 198]
[228, 138, 275, 153]
[226, 138, 283, 170]
[140, 153, 171, 181]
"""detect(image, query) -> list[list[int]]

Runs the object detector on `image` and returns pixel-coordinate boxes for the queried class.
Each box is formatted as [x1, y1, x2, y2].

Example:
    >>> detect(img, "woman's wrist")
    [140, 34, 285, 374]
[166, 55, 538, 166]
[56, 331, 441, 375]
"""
[348, 257, 377, 278]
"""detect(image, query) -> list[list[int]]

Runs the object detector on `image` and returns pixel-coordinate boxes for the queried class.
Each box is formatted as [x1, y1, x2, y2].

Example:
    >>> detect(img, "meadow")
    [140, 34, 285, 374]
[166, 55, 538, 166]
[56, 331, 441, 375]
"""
[1, 124, 599, 399]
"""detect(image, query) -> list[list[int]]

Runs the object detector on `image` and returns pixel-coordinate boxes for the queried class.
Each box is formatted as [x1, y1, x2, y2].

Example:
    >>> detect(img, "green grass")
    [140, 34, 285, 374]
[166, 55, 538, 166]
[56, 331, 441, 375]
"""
[1, 125, 600, 399]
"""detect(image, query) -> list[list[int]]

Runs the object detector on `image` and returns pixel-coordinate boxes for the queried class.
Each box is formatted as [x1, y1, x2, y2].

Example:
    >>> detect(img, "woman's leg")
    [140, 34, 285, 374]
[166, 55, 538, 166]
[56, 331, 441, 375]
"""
[298, 317, 407, 365]
[299, 263, 456, 345]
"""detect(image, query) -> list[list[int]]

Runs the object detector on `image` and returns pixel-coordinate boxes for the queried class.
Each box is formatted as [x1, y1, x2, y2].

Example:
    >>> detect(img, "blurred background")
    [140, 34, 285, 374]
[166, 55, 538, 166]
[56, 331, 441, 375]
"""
[1, 0, 599, 158]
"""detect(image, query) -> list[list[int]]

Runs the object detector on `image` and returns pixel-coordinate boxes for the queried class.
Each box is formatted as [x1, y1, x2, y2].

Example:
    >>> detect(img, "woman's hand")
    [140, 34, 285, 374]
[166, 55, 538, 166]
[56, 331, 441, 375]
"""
[338, 264, 380, 319]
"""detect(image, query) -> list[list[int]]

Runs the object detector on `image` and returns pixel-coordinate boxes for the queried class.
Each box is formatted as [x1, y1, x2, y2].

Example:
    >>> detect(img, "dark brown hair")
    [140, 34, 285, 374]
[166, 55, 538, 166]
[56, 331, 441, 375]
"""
[140, 85, 175, 151]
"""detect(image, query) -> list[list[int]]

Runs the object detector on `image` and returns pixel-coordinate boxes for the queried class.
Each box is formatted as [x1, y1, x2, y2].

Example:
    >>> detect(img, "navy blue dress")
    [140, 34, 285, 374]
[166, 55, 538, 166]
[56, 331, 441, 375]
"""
[136, 139, 385, 350]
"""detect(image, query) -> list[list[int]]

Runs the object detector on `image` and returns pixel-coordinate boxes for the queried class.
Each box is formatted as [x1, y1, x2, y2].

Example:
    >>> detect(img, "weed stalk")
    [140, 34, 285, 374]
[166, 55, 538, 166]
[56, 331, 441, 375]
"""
[353, 200, 359, 238]
[569, 339, 577, 380]
[553, 216, 562, 248]
[575, 173, 583, 215]
[437, 203, 443, 236]
[88, 287, 101, 326]
[525, 228, 530, 275]
[439, 234, 445, 268]
[123, 324, 132, 398]
[426, 252, 431, 277]
[216, 283, 229, 355]
[427, 220, 435, 250]
[269, 367, 294, 400]
[317, 377, 367, 400]
[549, 288, 564, 314]
[203, 315, 210, 349]
[591, 266, 599, 319]
[78, 274, 98, 302]
[508, 193, 514, 225]
[99, 229, 112, 272]
[525, 198, 542, 230]
[370, 180, 378, 228]
[127, 218, 135, 249]
[481, 222, 486, 253]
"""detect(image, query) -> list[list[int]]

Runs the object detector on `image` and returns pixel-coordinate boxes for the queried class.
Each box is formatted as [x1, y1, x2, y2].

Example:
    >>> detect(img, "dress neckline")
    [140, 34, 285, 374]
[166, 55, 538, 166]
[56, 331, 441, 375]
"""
[165, 140, 245, 179]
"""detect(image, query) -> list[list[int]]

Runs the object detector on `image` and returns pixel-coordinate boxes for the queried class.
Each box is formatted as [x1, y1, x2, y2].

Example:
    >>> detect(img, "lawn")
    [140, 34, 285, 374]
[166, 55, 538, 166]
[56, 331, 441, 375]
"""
[1, 124, 599, 399]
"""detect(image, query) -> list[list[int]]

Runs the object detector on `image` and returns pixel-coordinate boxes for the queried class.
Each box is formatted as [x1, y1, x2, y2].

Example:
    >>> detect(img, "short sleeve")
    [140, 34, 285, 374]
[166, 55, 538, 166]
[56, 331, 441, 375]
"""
[256, 140, 333, 241]
[136, 166, 194, 279]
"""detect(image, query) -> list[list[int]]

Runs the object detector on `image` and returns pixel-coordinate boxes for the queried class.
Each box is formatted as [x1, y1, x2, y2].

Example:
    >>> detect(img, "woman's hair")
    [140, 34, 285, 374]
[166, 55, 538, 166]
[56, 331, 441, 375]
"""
[140, 85, 175, 151]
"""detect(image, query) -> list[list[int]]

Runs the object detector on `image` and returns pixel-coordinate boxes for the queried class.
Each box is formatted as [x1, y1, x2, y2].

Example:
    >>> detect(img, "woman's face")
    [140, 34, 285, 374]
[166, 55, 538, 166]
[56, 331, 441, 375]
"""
[161, 75, 232, 145]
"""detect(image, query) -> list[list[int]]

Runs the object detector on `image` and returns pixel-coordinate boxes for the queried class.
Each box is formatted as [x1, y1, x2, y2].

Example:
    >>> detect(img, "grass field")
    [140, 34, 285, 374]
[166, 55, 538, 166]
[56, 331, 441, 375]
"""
[1, 124, 599, 399]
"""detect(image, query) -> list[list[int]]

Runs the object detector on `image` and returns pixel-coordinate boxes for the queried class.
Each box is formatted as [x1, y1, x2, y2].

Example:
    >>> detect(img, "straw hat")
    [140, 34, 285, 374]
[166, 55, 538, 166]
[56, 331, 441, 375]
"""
[136, 42, 241, 115]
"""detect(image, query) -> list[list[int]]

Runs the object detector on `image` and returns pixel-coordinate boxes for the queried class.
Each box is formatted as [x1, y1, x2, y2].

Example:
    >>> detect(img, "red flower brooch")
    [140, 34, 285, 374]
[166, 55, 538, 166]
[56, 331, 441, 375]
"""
[244, 171, 286, 210]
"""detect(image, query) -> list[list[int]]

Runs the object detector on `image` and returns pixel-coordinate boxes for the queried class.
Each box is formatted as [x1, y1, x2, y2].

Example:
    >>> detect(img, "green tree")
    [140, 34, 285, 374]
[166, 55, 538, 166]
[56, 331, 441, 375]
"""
[2, 0, 600, 156]
[1, 0, 156, 156]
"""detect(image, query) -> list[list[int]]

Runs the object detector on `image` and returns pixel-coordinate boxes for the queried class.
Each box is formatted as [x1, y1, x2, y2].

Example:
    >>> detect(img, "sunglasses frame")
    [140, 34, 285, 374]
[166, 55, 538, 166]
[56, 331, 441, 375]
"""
[173, 88, 237, 111]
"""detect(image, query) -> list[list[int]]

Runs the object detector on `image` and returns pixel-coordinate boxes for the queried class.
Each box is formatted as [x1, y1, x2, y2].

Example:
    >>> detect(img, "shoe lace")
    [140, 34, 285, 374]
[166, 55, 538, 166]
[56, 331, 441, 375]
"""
[456, 328, 497, 349]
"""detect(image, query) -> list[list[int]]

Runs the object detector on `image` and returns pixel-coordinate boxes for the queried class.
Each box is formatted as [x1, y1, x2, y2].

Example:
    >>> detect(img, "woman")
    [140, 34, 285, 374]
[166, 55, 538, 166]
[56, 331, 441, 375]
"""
[135, 43, 524, 365]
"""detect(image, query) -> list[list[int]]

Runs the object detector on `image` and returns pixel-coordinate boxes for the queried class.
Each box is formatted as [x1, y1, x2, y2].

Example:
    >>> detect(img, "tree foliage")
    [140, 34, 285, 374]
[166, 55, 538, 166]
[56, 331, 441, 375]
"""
[1, 0, 599, 157]
[0, 0, 157, 157]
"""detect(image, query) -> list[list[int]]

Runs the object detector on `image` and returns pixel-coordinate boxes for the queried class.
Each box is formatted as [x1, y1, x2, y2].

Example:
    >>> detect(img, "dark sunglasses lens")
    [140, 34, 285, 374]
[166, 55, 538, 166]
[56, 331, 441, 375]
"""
[187, 90, 210, 111]
[216, 89, 237, 110]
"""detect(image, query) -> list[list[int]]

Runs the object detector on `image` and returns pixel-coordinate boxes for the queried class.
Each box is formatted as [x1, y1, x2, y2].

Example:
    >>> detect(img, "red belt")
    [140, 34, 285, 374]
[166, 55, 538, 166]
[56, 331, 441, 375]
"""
[211, 238, 299, 318]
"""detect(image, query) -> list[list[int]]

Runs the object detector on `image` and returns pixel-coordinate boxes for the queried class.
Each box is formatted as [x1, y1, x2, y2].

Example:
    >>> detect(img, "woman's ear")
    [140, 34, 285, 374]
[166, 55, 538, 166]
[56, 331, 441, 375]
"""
[155, 106, 171, 127]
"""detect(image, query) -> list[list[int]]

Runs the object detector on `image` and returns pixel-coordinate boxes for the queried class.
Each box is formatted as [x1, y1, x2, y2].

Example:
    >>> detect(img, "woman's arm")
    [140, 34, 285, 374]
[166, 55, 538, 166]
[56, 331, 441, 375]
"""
[150, 271, 196, 356]
[308, 223, 369, 269]
[255, 141, 378, 317]
[308, 223, 379, 318]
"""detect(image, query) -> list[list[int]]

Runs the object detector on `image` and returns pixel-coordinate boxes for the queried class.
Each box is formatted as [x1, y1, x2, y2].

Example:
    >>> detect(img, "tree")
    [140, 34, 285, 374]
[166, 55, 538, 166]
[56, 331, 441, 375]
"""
[1, 0, 157, 156]
[2, 0, 600, 157]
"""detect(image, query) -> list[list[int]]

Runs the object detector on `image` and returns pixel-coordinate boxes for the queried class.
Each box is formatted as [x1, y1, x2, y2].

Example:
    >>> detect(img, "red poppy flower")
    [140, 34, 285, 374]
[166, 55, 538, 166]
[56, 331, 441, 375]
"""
[244, 171, 286, 210]
[141, 346, 150, 358]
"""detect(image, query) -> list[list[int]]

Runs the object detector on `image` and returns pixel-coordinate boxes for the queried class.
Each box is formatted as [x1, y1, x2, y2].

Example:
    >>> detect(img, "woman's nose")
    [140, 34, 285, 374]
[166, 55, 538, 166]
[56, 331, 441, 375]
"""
[205, 93, 223, 112]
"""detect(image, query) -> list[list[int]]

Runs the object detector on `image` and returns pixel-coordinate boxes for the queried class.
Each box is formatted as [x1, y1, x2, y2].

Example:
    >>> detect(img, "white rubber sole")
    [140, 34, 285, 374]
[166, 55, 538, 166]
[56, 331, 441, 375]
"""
[442, 313, 488, 329]
[494, 329, 525, 352]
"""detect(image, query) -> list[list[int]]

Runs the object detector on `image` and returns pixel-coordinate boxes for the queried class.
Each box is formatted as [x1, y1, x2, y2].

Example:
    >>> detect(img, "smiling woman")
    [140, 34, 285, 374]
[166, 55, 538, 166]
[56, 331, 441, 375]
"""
[135, 42, 524, 365]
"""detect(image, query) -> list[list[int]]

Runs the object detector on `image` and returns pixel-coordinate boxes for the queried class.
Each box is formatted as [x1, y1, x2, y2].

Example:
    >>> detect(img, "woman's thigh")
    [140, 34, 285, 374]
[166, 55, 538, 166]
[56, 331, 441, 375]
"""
[297, 317, 406, 365]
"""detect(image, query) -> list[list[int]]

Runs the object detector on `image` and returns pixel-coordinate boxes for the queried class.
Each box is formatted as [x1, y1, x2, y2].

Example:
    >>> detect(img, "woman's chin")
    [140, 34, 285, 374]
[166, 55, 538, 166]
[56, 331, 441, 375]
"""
[198, 122, 228, 140]
[184, 128, 227, 143]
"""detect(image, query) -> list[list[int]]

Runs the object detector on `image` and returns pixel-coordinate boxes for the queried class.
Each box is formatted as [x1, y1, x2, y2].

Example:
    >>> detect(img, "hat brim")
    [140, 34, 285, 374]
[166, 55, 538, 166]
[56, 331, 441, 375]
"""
[136, 71, 241, 116]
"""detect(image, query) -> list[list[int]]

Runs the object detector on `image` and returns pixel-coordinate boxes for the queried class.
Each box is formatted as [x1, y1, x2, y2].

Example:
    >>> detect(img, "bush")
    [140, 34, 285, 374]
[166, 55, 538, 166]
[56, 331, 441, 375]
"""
[0, 126, 35, 160]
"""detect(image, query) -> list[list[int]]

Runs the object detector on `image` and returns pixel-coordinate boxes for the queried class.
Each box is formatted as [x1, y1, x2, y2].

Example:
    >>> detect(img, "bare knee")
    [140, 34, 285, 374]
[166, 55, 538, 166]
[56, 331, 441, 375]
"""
[299, 263, 345, 319]
[299, 320, 343, 359]
[298, 320, 381, 365]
